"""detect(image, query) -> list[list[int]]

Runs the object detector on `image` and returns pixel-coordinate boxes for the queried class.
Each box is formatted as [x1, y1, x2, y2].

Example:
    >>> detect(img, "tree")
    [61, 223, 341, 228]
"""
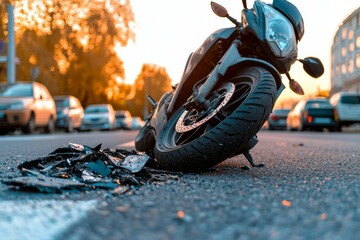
[0, 0, 135, 107]
[129, 64, 173, 118]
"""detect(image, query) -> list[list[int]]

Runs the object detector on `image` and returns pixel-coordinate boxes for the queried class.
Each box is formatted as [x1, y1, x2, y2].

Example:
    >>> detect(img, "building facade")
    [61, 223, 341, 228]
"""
[331, 7, 360, 95]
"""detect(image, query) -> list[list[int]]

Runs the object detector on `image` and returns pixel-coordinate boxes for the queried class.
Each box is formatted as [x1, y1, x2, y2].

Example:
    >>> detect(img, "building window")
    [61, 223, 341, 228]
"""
[348, 29, 354, 39]
[342, 63, 347, 74]
[336, 65, 340, 75]
[341, 47, 347, 57]
[348, 59, 354, 74]
[356, 54, 360, 68]
[357, 35, 360, 48]
[349, 42, 355, 52]
[342, 28, 347, 39]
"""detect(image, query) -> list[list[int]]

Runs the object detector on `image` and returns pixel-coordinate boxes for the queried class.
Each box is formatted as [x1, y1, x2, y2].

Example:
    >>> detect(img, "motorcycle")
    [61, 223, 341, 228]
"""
[135, 0, 324, 172]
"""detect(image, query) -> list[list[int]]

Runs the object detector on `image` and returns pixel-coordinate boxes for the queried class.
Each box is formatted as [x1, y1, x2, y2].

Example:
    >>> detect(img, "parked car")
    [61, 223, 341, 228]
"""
[115, 110, 132, 130]
[330, 92, 360, 131]
[80, 104, 115, 131]
[54, 95, 84, 132]
[287, 98, 338, 132]
[130, 116, 145, 130]
[0, 81, 56, 134]
[265, 108, 291, 130]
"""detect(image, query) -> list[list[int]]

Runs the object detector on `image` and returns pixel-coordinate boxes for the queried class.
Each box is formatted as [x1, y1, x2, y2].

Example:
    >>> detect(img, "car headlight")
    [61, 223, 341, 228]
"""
[8, 102, 25, 110]
[262, 4, 297, 57]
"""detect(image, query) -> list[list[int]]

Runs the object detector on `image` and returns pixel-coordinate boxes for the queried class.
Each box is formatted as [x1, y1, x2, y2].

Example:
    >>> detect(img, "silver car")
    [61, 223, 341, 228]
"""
[54, 95, 84, 132]
[0, 82, 57, 134]
[80, 104, 115, 131]
[330, 92, 360, 131]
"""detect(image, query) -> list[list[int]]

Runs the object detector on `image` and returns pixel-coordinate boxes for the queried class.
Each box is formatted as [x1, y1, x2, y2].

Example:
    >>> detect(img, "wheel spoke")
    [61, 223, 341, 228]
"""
[174, 124, 206, 146]
[206, 109, 228, 131]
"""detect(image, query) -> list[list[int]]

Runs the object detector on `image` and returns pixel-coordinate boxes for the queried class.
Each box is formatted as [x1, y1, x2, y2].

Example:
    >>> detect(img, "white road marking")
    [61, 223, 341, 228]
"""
[0, 199, 97, 240]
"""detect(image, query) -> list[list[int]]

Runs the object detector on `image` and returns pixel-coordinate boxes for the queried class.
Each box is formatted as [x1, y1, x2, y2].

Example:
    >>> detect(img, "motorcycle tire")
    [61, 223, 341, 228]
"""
[154, 66, 277, 172]
[135, 121, 155, 152]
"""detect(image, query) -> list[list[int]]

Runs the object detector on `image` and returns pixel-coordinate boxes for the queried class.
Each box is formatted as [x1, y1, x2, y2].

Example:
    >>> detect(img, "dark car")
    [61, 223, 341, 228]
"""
[266, 108, 291, 130]
[54, 95, 84, 132]
[115, 110, 132, 130]
[0, 82, 57, 134]
[287, 98, 338, 131]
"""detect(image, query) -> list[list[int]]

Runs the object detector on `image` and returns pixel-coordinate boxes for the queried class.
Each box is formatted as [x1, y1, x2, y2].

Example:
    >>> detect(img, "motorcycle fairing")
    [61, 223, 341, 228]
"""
[166, 28, 237, 115]
[241, 1, 297, 73]
[182, 27, 237, 81]
[272, 0, 304, 41]
[217, 42, 282, 89]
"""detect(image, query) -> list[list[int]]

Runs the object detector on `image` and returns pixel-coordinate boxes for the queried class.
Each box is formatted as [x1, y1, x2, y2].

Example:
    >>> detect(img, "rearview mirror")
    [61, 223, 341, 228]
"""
[299, 57, 324, 78]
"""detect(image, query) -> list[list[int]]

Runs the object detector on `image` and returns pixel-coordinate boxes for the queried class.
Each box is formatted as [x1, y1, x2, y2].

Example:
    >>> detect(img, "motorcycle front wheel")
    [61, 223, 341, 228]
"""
[155, 66, 277, 172]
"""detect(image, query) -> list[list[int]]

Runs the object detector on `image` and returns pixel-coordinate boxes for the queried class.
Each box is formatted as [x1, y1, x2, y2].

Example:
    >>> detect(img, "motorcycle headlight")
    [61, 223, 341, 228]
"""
[8, 102, 25, 110]
[262, 4, 297, 57]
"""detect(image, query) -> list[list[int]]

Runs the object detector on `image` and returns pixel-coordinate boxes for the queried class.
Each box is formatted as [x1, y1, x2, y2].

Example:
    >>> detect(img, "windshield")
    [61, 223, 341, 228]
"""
[85, 105, 109, 113]
[55, 98, 70, 108]
[0, 84, 33, 97]
[305, 100, 332, 109]
[341, 96, 360, 104]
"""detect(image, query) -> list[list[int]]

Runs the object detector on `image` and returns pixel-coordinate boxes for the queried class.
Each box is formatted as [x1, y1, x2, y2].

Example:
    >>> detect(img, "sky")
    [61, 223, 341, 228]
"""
[118, 0, 360, 104]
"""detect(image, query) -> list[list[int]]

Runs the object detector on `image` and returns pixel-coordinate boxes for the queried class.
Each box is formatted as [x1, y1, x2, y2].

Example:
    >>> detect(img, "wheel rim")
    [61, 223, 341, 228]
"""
[167, 75, 255, 148]
[47, 118, 55, 132]
[28, 116, 35, 133]
[67, 119, 74, 132]
[176, 82, 235, 133]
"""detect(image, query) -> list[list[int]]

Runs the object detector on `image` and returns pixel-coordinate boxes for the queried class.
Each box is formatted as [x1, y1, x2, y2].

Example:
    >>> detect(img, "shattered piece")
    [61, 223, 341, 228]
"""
[85, 159, 112, 177]
[1, 176, 90, 193]
[111, 186, 130, 196]
[1, 142, 179, 194]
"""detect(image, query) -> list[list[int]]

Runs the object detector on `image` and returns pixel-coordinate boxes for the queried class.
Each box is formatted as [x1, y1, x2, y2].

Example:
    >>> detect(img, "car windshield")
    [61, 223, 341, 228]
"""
[116, 111, 130, 118]
[85, 106, 109, 113]
[55, 98, 70, 108]
[0, 84, 33, 97]
[305, 100, 332, 108]
[341, 96, 360, 104]
[273, 109, 290, 115]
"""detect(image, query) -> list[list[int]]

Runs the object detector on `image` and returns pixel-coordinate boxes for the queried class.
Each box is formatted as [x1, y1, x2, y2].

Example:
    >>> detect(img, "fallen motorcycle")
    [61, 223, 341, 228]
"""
[135, 0, 324, 172]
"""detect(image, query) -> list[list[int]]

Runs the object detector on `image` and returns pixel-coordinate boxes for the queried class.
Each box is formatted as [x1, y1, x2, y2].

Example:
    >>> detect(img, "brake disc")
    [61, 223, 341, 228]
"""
[175, 82, 235, 133]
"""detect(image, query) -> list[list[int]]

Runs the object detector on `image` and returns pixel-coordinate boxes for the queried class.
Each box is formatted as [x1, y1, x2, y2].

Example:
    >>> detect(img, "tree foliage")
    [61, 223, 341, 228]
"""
[128, 64, 173, 118]
[0, 0, 135, 107]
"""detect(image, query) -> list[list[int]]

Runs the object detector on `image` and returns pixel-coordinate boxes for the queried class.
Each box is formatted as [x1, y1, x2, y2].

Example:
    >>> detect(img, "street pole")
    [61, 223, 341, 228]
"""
[7, 3, 15, 83]
[144, 77, 149, 119]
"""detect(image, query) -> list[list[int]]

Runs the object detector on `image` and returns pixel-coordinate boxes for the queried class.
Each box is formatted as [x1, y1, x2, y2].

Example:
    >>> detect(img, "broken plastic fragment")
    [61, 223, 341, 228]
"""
[1, 176, 90, 193]
[1, 143, 179, 193]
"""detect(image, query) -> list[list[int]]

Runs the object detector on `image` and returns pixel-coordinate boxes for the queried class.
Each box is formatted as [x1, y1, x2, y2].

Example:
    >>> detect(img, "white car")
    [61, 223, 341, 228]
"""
[330, 92, 360, 130]
[80, 104, 115, 131]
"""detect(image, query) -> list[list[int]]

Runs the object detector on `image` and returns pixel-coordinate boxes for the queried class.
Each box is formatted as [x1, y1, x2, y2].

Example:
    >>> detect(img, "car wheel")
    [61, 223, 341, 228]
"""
[0, 130, 9, 135]
[66, 119, 74, 133]
[22, 113, 36, 134]
[45, 116, 55, 133]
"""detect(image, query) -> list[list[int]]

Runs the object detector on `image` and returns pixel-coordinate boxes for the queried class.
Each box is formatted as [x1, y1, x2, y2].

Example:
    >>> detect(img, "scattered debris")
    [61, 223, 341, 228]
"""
[292, 143, 304, 147]
[1, 143, 181, 194]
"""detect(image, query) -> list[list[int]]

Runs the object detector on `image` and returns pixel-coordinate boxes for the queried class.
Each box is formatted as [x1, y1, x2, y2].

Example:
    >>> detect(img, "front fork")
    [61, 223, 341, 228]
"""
[183, 38, 283, 112]
[184, 40, 242, 112]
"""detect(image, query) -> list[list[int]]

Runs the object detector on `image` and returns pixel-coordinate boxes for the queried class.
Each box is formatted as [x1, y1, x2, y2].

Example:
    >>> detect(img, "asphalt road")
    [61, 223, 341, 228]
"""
[0, 130, 359, 240]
